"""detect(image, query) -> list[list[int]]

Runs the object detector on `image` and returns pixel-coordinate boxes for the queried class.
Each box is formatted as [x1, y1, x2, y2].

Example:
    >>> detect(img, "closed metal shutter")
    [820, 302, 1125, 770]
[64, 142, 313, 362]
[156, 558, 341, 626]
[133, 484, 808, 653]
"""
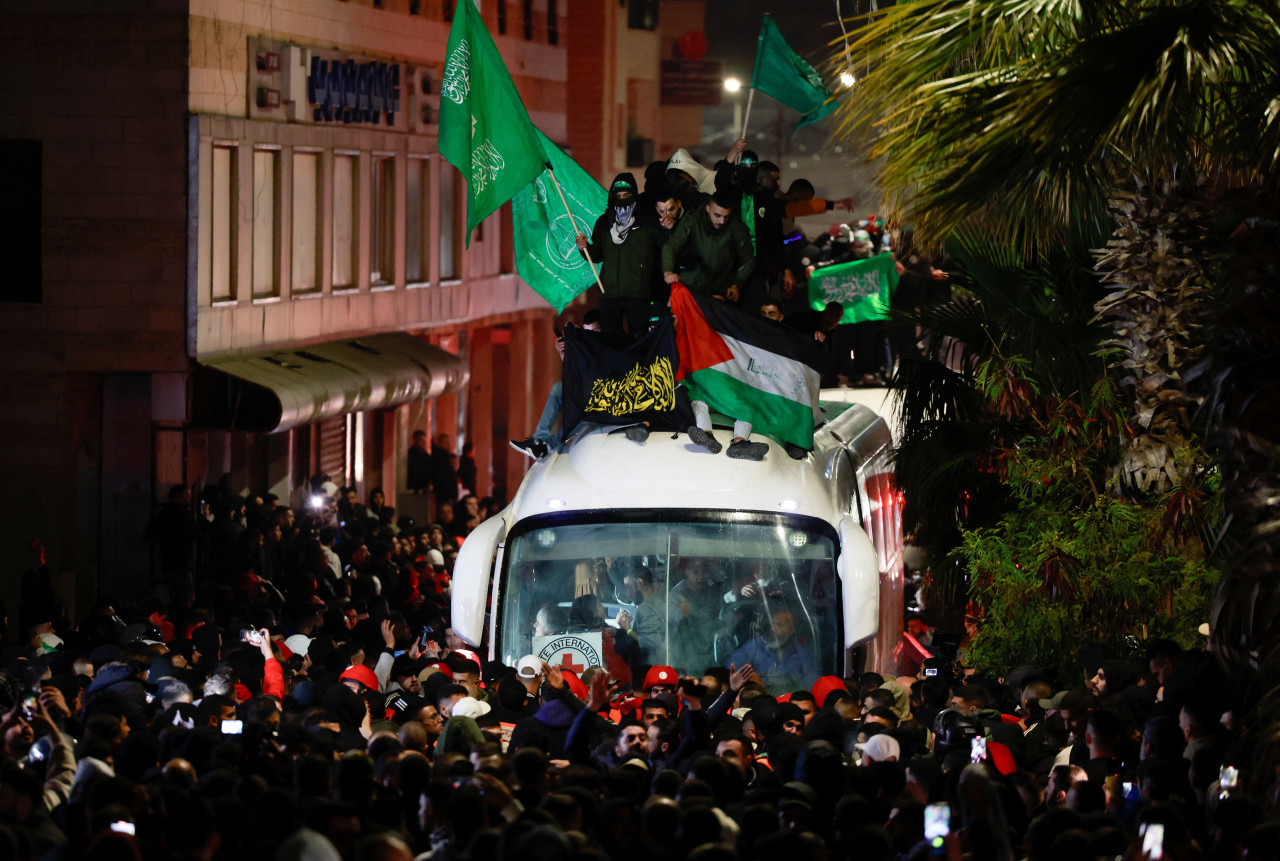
[317, 416, 348, 484]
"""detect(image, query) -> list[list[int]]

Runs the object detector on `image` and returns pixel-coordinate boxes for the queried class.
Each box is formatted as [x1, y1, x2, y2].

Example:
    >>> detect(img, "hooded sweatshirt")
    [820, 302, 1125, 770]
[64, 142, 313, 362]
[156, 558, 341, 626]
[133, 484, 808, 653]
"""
[578, 172, 662, 300]
[507, 693, 583, 759]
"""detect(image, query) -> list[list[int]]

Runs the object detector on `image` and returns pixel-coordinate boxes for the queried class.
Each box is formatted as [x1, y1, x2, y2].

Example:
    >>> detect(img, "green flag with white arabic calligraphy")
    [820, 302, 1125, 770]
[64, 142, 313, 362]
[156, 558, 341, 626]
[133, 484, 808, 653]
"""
[750, 15, 838, 131]
[807, 253, 899, 323]
[439, 0, 546, 244]
[512, 130, 607, 313]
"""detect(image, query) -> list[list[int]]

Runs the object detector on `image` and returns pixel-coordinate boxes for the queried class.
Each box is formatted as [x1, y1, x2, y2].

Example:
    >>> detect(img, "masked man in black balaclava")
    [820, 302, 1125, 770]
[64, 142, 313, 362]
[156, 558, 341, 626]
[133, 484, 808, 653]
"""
[576, 173, 663, 345]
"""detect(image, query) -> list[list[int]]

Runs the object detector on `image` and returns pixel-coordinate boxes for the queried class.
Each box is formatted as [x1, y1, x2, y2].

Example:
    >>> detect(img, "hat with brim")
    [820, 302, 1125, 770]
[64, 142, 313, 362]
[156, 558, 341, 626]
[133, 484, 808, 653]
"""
[450, 696, 492, 719]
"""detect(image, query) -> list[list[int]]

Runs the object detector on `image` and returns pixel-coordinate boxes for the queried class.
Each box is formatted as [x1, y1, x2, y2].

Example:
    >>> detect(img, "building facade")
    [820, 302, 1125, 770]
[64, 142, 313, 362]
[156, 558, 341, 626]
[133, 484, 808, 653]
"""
[0, 0, 705, 624]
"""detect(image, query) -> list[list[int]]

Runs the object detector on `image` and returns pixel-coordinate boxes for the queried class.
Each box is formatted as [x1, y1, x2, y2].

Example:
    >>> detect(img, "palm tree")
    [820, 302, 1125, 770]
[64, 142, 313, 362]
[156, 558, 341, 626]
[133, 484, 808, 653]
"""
[832, 0, 1280, 667]
[893, 225, 1115, 623]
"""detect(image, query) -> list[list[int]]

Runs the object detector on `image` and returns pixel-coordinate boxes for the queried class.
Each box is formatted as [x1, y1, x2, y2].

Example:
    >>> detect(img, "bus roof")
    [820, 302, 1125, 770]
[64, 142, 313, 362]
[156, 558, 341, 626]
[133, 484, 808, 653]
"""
[504, 401, 890, 526]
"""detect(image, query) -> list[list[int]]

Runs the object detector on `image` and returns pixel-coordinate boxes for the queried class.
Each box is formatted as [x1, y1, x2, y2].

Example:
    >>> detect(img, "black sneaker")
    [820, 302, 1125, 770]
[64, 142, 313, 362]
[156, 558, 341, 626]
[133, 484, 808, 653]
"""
[624, 425, 649, 443]
[509, 437, 549, 459]
[785, 443, 809, 460]
[688, 426, 722, 454]
[727, 440, 769, 461]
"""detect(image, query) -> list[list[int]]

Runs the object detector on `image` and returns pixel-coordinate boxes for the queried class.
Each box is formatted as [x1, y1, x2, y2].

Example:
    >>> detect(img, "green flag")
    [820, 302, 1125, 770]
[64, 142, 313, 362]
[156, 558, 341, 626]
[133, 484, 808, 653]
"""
[511, 130, 607, 312]
[439, 0, 546, 243]
[750, 15, 837, 130]
[808, 253, 899, 323]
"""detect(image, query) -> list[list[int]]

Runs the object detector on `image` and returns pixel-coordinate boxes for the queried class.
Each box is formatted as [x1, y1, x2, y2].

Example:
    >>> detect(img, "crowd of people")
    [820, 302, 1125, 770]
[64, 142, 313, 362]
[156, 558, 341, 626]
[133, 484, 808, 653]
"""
[4, 490, 1276, 861]
[510, 140, 950, 462]
[4, 146, 1271, 861]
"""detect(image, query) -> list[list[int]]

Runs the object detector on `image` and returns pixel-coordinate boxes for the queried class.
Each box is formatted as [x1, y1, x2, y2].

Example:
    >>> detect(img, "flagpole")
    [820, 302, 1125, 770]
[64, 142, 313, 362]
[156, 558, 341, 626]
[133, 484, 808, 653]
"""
[546, 164, 606, 294]
[740, 87, 756, 141]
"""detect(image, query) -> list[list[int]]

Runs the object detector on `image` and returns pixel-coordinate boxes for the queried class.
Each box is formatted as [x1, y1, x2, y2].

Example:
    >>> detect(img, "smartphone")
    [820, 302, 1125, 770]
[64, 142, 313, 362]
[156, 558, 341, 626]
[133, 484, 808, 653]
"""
[420, 626, 434, 650]
[554, 326, 564, 340]
[1220, 765, 1239, 790]
[924, 803, 950, 846]
[221, 719, 244, 735]
[110, 821, 136, 836]
[1141, 823, 1164, 860]
[240, 628, 264, 646]
[678, 679, 709, 699]
[970, 736, 987, 763]
[21, 695, 37, 720]
[924, 667, 939, 677]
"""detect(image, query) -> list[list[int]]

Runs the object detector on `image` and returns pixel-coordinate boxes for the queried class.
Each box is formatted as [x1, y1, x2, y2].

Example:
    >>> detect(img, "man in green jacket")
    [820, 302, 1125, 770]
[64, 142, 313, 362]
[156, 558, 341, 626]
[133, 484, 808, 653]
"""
[661, 188, 756, 303]
[576, 172, 663, 344]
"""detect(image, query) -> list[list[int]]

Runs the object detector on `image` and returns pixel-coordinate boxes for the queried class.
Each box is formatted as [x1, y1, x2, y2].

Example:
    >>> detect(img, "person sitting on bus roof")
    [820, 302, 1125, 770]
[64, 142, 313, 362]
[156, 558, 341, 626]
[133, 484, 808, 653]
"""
[728, 608, 819, 693]
[510, 311, 601, 460]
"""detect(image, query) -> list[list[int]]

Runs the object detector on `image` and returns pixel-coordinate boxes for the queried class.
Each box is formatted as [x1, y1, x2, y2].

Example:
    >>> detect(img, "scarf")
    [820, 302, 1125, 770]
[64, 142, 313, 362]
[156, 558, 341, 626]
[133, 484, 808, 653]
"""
[610, 203, 636, 244]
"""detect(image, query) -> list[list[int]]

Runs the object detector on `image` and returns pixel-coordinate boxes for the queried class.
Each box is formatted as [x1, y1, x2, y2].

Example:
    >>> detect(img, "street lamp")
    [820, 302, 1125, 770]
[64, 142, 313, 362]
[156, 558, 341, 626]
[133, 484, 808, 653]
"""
[840, 71, 856, 88]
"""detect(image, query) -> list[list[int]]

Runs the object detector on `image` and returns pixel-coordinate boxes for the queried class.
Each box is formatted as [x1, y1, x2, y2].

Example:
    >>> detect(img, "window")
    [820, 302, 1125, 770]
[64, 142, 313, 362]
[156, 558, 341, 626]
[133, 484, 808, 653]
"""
[439, 160, 460, 280]
[497, 0, 507, 33]
[332, 154, 357, 288]
[406, 157, 431, 283]
[251, 149, 280, 297]
[443, 0, 454, 22]
[291, 151, 321, 293]
[547, 0, 558, 44]
[0, 140, 41, 303]
[522, 0, 533, 39]
[371, 156, 395, 285]
[211, 144, 237, 302]
[498, 514, 841, 690]
[628, 0, 659, 30]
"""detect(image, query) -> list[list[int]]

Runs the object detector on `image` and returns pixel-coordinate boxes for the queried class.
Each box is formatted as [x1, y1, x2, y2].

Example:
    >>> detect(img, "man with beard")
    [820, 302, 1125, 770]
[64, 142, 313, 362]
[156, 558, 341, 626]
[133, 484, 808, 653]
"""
[662, 189, 766, 458]
[728, 608, 820, 693]
[661, 188, 755, 303]
[576, 173, 662, 344]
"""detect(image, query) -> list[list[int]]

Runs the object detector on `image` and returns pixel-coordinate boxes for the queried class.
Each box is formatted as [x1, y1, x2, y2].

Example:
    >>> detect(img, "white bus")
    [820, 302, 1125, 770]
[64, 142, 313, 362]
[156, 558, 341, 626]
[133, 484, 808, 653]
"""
[451, 399, 904, 693]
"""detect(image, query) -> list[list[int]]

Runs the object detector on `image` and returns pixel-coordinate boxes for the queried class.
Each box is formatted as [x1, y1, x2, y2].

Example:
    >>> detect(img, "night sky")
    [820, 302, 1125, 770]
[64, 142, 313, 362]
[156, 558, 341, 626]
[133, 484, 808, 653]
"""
[690, 1, 884, 213]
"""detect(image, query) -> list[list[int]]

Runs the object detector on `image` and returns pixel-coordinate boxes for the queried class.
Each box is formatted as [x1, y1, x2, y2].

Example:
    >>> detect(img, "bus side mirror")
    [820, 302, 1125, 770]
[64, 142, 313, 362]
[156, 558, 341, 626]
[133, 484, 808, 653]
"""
[837, 517, 879, 648]
[451, 515, 506, 648]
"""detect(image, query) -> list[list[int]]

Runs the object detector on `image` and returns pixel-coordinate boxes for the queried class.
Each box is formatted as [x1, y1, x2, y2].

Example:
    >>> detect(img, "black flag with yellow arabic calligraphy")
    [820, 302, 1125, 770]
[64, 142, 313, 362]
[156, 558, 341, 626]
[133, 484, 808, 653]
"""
[562, 318, 693, 436]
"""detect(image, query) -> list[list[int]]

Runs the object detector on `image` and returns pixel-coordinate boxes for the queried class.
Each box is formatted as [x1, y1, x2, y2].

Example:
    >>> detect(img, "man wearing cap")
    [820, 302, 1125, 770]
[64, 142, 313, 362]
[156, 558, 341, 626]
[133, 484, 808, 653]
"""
[576, 172, 663, 345]
[642, 665, 678, 698]
[515, 655, 543, 701]
[1051, 689, 1097, 769]
[339, 663, 381, 697]
[856, 732, 901, 764]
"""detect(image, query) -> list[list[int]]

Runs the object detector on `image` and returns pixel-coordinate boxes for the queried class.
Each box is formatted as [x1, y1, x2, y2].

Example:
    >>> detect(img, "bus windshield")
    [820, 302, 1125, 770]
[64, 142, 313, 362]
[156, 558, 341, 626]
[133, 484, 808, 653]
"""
[498, 513, 841, 694]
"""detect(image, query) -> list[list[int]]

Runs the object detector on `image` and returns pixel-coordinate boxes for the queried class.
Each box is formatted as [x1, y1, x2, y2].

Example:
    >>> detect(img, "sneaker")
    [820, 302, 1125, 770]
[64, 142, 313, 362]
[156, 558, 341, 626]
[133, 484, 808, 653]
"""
[509, 437, 549, 459]
[688, 426, 722, 454]
[624, 425, 649, 444]
[727, 440, 769, 461]
[785, 443, 809, 460]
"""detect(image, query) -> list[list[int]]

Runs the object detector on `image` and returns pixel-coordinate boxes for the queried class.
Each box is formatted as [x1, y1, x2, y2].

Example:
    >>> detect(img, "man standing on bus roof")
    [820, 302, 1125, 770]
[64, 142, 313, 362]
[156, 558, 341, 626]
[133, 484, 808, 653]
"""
[728, 609, 819, 691]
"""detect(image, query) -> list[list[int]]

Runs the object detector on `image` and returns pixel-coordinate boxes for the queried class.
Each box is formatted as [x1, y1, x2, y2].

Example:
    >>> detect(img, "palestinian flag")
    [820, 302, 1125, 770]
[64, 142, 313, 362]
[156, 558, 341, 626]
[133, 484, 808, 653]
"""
[670, 282, 822, 448]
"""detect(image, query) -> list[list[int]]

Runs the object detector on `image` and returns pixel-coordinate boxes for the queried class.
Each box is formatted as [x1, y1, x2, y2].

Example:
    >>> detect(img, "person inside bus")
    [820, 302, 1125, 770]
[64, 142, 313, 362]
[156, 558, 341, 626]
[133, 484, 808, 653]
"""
[532, 605, 570, 640]
[567, 593, 635, 687]
[629, 566, 668, 665]
[728, 608, 819, 692]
